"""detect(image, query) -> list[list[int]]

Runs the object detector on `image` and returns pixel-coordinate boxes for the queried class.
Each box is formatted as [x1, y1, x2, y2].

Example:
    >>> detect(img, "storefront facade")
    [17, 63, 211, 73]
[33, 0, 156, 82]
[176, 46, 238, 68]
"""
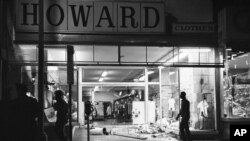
[218, 5, 250, 140]
[11, 0, 225, 140]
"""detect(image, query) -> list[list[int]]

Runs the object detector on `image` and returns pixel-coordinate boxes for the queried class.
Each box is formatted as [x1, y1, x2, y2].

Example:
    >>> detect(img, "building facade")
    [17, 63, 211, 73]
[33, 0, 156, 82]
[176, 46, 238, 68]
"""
[4, 0, 249, 140]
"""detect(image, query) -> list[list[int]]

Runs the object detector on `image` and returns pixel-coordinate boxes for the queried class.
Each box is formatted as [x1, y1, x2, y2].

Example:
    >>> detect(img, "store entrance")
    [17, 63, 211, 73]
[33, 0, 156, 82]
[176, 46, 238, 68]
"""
[78, 66, 182, 140]
[83, 85, 145, 126]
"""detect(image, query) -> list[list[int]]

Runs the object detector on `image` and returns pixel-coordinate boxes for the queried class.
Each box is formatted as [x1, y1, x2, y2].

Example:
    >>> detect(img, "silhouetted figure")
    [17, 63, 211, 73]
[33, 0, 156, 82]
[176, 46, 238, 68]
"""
[176, 91, 192, 141]
[0, 87, 18, 141]
[53, 90, 68, 141]
[15, 84, 39, 141]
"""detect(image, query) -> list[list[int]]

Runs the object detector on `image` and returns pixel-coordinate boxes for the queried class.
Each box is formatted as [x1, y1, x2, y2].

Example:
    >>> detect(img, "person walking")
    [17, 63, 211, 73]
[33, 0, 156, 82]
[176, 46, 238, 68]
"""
[176, 91, 192, 141]
[53, 90, 69, 141]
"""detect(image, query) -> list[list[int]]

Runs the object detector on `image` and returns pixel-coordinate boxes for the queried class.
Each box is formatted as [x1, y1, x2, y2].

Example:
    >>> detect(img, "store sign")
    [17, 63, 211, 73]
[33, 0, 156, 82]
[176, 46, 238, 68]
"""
[172, 23, 214, 33]
[16, 0, 165, 33]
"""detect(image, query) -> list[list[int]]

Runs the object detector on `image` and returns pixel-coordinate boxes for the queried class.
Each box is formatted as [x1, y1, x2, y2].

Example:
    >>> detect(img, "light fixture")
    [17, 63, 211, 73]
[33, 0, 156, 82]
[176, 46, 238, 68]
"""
[226, 48, 232, 51]
[139, 76, 145, 81]
[169, 71, 175, 75]
[99, 77, 104, 82]
[147, 71, 154, 75]
[137, 71, 154, 81]
[101, 71, 108, 77]
[94, 86, 99, 91]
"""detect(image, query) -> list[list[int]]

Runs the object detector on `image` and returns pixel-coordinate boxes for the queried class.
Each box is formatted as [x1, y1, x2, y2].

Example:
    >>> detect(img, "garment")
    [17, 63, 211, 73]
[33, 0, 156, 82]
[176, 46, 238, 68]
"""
[177, 98, 191, 141]
[106, 105, 112, 116]
[197, 100, 209, 117]
[168, 98, 175, 110]
[54, 99, 68, 141]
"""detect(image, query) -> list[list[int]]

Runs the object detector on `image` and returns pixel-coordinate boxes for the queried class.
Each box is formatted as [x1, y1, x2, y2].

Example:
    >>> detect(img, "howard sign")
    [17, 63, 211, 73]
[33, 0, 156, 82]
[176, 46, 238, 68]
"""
[16, 0, 165, 33]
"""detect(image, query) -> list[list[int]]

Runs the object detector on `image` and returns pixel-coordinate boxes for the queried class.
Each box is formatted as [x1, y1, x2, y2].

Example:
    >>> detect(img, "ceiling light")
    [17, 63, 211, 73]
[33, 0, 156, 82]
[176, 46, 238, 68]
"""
[139, 76, 145, 81]
[101, 71, 108, 77]
[147, 71, 154, 75]
[133, 78, 139, 82]
[169, 71, 175, 75]
[226, 48, 232, 51]
[94, 86, 99, 91]
[99, 77, 104, 82]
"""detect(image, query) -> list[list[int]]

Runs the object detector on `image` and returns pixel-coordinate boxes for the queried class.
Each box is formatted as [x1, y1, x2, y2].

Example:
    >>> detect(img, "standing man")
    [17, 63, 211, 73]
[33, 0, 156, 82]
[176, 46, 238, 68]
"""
[53, 90, 68, 141]
[176, 91, 192, 141]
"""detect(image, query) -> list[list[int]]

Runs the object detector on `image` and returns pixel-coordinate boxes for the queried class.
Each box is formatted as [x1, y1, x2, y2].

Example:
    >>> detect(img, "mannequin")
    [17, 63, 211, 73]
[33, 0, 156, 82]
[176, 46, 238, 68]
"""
[197, 96, 209, 129]
[168, 94, 175, 118]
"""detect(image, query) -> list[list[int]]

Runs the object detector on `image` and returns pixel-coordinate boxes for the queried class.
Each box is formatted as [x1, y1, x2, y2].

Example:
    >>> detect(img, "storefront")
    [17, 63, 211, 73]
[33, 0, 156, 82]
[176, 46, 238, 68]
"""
[13, 0, 223, 140]
[219, 6, 250, 140]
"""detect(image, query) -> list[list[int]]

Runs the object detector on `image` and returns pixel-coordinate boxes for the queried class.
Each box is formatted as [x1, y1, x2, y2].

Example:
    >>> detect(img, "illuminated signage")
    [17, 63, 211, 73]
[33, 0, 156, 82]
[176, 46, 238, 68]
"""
[173, 23, 214, 33]
[16, 0, 165, 33]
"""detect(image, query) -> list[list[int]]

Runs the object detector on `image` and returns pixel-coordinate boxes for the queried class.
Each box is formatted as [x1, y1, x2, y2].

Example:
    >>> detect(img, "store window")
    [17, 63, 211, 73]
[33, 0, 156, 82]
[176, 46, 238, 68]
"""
[160, 67, 216, 131]
[180, 67, 215, 130]
[223, 52, 250, 118]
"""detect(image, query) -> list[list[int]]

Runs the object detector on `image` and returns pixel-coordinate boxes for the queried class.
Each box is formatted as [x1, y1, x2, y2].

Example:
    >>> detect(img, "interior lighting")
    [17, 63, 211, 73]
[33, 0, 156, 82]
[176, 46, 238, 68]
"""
[180, 48, 211, 53]
[169, 71, 175, 75]
[226, 48, 232, 51]
[94, 86, 99, 91]
[147, 71, 154, 75]
[48, 66, 58, 71]
[158, 66, 165, 69]
[138, 71, 154, 81]
[164, 53, 187, 65]
[99, 77, 104, 82]
[101, 71, 108, 77]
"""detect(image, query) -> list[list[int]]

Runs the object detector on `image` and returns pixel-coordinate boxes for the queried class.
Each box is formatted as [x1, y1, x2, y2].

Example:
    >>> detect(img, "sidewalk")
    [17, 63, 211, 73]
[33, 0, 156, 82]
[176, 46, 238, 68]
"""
[71, 127, 226, 141]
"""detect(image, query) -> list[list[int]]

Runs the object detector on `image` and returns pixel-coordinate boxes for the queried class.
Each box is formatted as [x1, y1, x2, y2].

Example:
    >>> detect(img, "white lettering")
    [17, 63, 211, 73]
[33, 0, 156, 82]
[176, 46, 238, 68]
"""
[241, 129, 247, 136]
[234, 129, 248, 136]
[234, 129, 241, 136]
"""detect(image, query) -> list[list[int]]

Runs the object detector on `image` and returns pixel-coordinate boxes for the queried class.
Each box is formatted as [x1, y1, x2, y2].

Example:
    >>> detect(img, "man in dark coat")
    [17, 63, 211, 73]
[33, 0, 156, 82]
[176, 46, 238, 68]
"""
[53, 90, 68, 141]
[176, 91, 192, 141]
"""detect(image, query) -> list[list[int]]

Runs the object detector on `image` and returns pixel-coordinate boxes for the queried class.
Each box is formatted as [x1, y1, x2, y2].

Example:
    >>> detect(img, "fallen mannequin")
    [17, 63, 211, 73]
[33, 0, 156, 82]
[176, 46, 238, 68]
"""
[89, 127, 109, 135]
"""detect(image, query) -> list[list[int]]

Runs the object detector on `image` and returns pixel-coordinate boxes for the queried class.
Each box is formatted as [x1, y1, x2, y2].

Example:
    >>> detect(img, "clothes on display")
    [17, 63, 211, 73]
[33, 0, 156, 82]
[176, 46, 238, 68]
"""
[168, 98, 175, 111]
[197, 98, 209, 129]
[106, 105, 112, 116]
[197, 99, 209, 118]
